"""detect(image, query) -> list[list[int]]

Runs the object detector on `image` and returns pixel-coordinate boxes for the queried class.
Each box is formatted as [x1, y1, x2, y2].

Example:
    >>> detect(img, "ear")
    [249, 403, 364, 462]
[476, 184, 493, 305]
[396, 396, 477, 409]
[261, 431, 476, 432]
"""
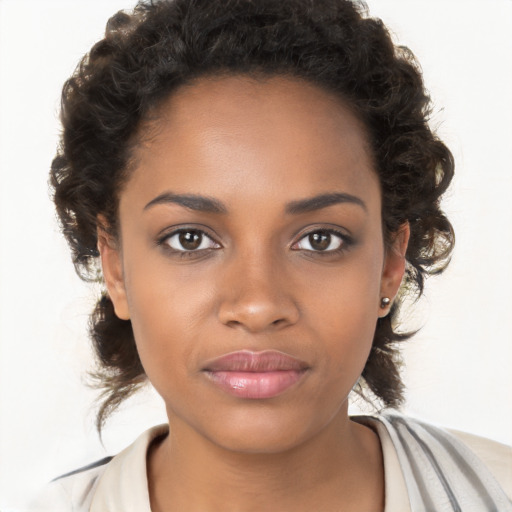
[379, 222, 410, 317]
[97, 216, 130, 320]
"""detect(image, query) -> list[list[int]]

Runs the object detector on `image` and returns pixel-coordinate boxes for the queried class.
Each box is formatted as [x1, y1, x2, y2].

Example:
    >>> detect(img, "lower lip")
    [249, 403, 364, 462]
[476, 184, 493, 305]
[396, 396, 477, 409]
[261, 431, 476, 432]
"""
[205, 370, 306, 399]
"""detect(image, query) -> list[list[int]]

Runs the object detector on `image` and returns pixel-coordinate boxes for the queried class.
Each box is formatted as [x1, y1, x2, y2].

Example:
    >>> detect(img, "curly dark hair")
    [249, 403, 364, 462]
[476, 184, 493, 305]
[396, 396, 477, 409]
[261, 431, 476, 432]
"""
[51, 0, 454, 430]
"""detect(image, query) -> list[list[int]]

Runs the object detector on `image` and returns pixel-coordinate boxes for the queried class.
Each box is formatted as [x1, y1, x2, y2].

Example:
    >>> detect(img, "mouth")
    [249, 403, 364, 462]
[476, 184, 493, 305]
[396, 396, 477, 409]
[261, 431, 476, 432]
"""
[202, 350, 310, 399]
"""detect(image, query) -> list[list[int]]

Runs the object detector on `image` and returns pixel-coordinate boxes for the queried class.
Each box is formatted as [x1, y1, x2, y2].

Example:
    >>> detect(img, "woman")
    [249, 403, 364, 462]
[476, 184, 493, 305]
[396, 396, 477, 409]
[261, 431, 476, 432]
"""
[31, 0, 512, 510]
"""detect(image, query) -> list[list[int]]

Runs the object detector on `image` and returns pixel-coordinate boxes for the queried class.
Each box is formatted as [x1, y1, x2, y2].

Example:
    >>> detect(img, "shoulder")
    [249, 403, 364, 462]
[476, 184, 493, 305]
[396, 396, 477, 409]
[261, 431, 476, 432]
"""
[384, 413, 512, 498]
[29, 457, 112, 511]
[382, 412, 512, 506]
[28, 424, 168, 512]
[448, 428, 512, 500]
[353, 411, 512, 511]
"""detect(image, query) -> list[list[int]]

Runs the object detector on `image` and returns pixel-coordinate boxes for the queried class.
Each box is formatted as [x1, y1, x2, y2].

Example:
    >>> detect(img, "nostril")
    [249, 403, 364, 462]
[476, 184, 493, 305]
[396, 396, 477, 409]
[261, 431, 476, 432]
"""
[218, 295, 300, 332]
[224, 316, 291, 332]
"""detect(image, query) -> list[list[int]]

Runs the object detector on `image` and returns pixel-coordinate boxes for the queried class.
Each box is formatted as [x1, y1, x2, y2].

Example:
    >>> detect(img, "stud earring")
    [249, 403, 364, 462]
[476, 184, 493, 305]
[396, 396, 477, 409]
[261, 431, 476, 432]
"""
[380, 297, 391, 309]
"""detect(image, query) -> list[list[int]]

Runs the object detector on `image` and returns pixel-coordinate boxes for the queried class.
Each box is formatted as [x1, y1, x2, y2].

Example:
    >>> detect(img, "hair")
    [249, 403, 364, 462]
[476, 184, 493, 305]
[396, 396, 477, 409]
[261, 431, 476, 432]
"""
[51, 0, 454, 430]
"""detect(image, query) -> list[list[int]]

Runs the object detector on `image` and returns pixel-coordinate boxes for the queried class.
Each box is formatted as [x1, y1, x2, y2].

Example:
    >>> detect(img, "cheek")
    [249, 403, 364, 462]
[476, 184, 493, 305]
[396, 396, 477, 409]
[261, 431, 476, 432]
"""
[303, 246, 382, 319]
[122, 250, 217, 384]
[301, 252, 383, 371]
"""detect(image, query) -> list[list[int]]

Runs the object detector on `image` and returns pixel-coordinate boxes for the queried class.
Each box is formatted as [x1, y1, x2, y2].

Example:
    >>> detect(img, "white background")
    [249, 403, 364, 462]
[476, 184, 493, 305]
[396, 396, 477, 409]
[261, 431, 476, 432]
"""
[1, 1, 511, 510]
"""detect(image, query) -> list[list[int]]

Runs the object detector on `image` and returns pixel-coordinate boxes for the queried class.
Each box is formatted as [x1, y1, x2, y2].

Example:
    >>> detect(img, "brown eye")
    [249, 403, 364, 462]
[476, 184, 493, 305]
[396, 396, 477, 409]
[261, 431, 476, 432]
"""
[179, 231, 202, 250]
[164, 229, 219, 252]
[309, 232, 331, 251]
[294, 229, 345, 252]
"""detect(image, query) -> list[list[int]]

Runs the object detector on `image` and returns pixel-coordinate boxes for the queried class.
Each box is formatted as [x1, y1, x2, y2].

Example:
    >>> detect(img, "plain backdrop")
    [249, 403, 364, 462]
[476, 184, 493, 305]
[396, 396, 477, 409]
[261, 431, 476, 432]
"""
[1, 0, 511, 510]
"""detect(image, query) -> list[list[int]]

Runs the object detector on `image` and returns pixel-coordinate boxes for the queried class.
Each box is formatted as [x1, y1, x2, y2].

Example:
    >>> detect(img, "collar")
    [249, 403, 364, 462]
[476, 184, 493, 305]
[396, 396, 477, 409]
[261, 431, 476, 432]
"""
[90, 424, 168, 512]
[89, 417, 409, 511]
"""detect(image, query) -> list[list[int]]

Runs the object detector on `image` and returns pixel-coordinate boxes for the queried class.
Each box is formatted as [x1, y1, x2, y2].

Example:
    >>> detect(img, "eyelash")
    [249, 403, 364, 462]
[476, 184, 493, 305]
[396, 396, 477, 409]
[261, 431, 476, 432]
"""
[156, 227, 353, 258]
[157, 227, 221, 258]
[291, 228, 353, 257]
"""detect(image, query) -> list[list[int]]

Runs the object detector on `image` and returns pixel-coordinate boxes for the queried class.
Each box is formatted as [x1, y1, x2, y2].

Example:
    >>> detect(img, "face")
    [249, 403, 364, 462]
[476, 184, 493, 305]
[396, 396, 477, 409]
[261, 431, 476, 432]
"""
[100, 75, 407, 453]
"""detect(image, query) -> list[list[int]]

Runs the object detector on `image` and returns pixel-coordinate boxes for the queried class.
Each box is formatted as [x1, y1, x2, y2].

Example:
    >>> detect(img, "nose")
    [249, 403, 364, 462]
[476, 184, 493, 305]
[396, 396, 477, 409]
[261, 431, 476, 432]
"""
[217, 252, 300, 333]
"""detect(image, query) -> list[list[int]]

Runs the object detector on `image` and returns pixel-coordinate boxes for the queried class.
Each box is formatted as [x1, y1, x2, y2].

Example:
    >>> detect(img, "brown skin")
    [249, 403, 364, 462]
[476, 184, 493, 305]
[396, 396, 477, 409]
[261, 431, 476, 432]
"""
[99, 76, 409, 512]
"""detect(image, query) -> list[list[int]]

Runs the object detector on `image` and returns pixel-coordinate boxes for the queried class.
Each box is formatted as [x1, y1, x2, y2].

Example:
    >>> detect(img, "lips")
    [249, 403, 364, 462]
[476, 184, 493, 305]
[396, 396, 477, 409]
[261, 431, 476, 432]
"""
[202, 350, 309, 399]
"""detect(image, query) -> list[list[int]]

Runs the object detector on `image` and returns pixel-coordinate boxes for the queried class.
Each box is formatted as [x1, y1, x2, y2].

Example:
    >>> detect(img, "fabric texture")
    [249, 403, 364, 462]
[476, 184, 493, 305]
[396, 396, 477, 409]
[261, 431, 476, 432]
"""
[357, 413, 512, 512]
[29, 412, 512, 511]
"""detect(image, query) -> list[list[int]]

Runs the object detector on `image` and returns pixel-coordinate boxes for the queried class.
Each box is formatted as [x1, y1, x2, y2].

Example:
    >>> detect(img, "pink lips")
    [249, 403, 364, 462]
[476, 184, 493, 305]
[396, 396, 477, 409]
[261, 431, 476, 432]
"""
[203, 350, 309, 399]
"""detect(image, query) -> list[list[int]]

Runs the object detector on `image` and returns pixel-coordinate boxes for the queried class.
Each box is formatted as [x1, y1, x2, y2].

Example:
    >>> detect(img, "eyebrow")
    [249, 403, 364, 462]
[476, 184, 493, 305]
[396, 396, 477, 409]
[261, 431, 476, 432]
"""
[285, 192, 367, 214]
[143, 191, 366, 215]
[144, 192, 228, 213]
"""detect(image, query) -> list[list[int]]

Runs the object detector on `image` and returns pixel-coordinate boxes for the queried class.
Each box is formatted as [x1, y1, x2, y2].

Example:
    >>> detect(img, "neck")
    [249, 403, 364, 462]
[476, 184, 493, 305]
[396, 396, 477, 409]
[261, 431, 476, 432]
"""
[148, 408, 384, 512]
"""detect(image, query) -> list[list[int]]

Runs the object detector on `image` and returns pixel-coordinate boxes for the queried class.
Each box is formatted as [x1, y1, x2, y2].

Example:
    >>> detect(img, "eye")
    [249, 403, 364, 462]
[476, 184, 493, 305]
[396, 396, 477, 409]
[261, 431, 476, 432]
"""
[293, 230, 345, 252]
[163, 229, 220, 252]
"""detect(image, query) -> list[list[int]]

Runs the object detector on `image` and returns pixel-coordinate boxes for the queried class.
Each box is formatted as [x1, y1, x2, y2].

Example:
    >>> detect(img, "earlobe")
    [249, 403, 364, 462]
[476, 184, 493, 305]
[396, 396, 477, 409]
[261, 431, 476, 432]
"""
[379, 222, 410, 317]
[97, 218, 130, 320]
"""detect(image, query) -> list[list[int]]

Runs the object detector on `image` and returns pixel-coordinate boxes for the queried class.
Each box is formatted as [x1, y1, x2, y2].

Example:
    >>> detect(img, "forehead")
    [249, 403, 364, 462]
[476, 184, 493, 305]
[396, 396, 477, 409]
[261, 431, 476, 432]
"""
[127, 75, 379, 213]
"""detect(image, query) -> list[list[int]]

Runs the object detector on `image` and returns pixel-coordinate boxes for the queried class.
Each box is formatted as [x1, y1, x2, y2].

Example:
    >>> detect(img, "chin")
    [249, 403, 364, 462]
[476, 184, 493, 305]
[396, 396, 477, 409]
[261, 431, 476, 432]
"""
[191, 403, 337, 456]
[208, 426, 309, 455]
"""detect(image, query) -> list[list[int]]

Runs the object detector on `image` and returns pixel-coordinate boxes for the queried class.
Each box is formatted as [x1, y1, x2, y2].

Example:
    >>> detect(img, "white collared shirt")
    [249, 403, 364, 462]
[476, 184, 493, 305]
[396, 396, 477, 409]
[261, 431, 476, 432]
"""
[30, 414, 512, 512]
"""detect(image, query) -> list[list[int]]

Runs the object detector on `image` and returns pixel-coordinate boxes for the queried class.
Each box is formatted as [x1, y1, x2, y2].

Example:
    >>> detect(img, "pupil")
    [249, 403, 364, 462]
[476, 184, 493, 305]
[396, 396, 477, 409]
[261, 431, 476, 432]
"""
[309, 232, 330, 251]
[179, 231, 202, 250]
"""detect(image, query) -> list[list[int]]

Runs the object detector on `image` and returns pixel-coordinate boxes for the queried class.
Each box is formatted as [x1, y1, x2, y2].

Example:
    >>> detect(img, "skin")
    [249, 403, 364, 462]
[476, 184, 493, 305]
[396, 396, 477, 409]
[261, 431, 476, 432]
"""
[99, 75, 409, 512]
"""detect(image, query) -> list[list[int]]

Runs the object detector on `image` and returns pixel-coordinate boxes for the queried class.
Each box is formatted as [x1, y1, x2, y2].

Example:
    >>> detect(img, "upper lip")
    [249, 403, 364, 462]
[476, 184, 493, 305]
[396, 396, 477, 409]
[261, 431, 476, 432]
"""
[202, 350, 309, 372]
